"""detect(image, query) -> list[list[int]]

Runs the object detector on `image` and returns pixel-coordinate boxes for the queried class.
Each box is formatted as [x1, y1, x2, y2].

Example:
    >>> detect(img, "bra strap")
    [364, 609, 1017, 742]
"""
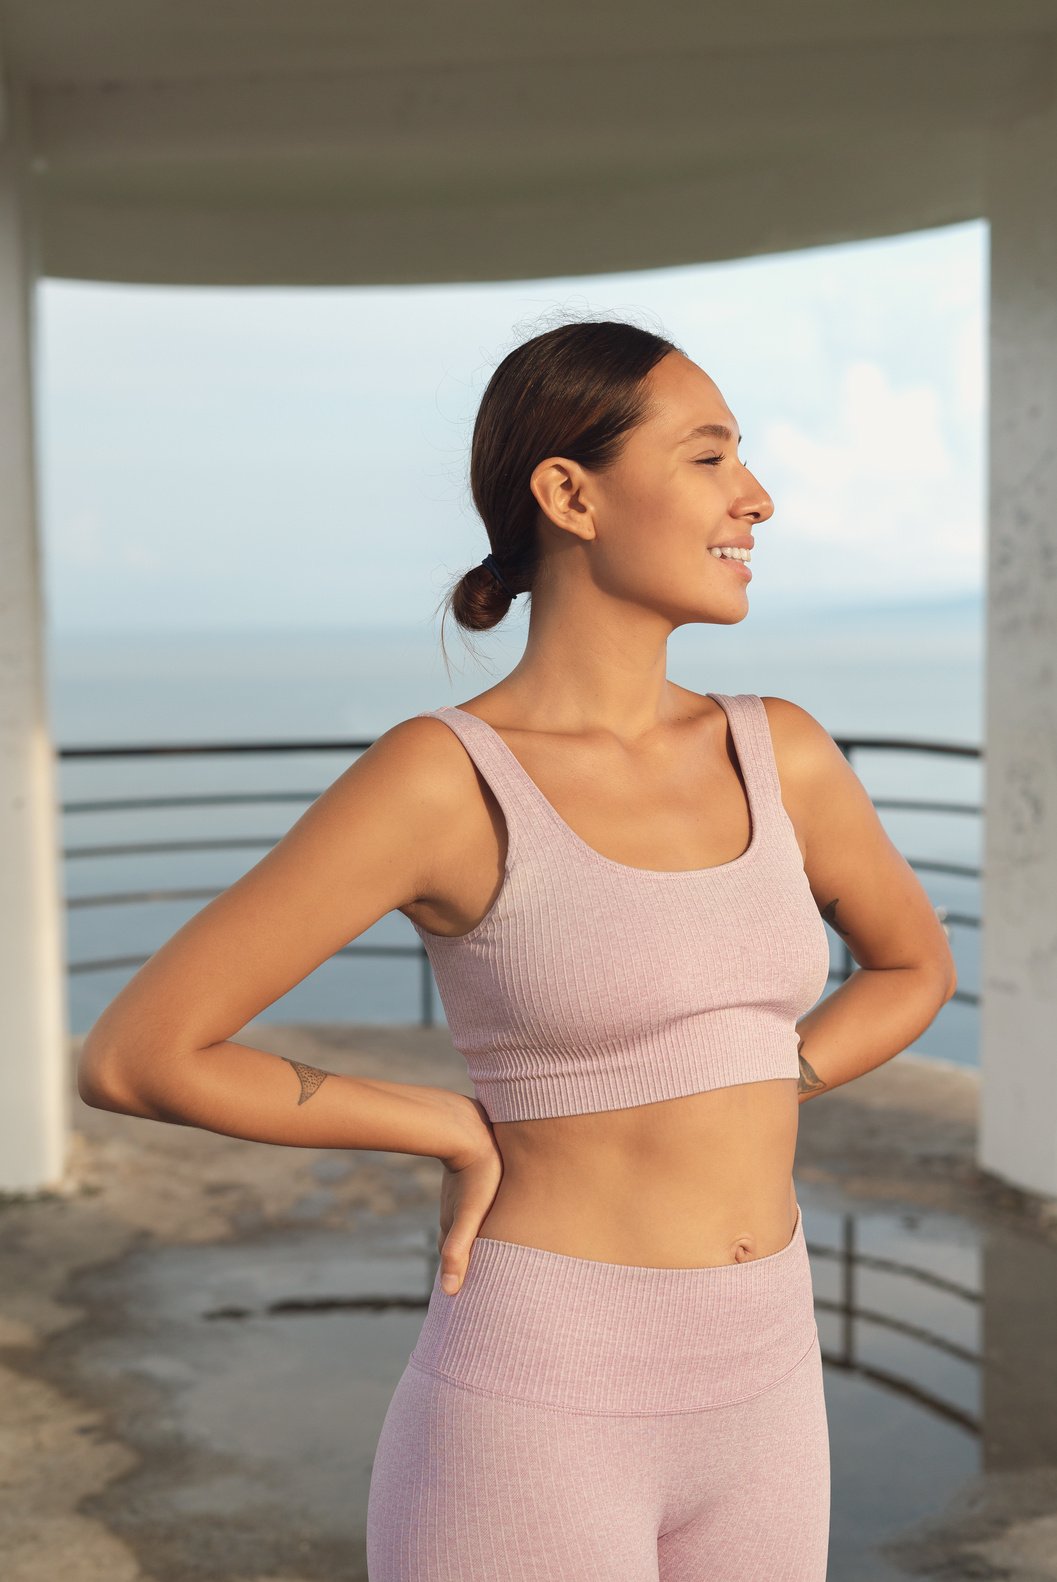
[414, 709, 554, 864]
[718, 693, 788, 840]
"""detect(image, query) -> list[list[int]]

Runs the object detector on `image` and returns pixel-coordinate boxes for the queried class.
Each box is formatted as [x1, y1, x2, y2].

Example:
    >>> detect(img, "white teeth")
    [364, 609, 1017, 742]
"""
[711, 546, 751, 561]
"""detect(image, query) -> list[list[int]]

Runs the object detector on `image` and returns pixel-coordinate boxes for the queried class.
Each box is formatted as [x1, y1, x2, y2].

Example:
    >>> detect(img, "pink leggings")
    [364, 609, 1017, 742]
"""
[366, 1200, 830, 1580]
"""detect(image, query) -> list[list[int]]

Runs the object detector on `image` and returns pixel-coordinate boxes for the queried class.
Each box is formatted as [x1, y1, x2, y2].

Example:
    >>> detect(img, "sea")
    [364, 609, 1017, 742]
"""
[50, 591, 984, 1069]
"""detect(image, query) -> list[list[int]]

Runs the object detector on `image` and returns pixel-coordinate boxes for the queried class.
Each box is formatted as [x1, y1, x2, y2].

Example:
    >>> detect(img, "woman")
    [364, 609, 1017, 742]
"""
[78, 319, 957, 1580]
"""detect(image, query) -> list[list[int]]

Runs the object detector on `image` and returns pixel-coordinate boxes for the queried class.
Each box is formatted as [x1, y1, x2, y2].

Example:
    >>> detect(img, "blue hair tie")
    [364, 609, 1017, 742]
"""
[480, 552, 518, 599]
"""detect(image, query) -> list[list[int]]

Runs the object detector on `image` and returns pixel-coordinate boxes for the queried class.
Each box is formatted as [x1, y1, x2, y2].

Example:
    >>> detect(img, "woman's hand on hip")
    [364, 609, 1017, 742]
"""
[436, 1096, 503, 1295]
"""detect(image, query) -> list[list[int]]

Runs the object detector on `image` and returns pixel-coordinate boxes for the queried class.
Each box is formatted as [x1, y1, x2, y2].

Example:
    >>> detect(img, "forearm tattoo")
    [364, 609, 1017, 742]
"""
[282, 1056, 330, 1106]
[796, 1033, 827, 1099]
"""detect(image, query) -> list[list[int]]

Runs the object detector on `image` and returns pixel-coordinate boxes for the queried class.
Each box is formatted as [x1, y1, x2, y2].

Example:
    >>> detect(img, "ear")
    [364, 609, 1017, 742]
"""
[529, 455, 596, 540]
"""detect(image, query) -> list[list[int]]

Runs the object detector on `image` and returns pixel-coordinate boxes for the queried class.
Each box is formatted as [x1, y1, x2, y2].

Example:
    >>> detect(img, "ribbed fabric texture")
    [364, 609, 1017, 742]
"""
[410, 1200, 815, 1415]
[411, 692, 831, 1121]
[368, 697, 834, 1578]
[365, 1200, 831, 1580]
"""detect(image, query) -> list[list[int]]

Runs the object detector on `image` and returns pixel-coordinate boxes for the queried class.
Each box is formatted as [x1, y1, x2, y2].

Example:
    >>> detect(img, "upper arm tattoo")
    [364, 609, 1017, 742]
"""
[282, 1056, 330, 1105]
[819, 896, 852, 939]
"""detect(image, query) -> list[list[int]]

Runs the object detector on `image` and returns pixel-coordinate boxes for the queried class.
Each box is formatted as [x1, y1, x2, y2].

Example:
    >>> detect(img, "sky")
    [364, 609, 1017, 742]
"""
[35, 218, 987, 635]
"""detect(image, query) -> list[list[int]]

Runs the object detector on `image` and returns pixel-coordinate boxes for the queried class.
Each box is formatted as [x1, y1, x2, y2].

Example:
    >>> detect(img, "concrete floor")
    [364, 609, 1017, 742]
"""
[2, 1023, 1056, 1582]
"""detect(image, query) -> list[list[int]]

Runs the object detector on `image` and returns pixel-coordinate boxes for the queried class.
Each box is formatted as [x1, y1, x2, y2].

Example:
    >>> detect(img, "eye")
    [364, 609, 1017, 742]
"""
[695, 455, 725, 466]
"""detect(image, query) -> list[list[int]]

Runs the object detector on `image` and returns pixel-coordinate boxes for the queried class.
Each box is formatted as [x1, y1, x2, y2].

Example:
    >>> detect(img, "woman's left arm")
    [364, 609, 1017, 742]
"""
[763, 696, 958, 1104]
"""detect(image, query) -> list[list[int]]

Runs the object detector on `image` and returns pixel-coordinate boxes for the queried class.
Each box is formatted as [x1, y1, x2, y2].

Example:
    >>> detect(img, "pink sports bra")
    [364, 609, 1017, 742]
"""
[409, 693, 831, 1122]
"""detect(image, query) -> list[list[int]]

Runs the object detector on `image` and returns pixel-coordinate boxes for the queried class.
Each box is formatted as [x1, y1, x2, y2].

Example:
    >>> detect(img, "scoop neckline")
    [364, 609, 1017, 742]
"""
[442, 693, 762, 880]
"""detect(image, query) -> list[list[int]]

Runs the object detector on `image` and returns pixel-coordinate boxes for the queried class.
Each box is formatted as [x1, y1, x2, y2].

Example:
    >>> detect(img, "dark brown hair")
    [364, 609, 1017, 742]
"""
[438, 314, 682, 656]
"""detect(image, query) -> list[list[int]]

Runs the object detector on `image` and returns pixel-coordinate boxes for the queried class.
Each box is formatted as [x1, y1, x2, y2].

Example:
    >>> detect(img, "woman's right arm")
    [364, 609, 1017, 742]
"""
[76, 715, 486, 1172]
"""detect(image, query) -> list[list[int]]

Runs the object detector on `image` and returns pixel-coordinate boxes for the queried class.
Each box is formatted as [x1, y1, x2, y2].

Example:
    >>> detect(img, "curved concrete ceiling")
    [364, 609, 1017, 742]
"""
[1, 0, 1055, 284]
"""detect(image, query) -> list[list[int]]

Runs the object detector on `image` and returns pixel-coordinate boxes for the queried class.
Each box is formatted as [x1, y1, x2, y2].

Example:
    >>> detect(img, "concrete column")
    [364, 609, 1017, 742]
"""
[0, 70, 70, 1192]
[979, 92, 1057, 1201]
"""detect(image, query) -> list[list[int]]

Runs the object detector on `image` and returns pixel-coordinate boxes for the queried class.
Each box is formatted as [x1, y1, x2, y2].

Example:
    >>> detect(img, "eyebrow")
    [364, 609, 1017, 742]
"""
[677, 423, 742, 447]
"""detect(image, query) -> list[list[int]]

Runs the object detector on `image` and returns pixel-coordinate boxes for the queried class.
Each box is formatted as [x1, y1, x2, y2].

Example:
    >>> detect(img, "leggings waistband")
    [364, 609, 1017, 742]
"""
[411, 1200, 817, 1415]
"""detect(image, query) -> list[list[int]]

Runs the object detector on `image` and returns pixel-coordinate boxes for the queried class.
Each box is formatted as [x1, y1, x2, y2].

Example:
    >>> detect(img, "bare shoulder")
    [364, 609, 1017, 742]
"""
[367, 709, 498, 870]
[758, 694, 839, 770]
[339, 712, 493, 869]
[360, 711, 479, 802]
[755, 695, 841, 850]
[757, 691, 872, 845]
[757, 691, 871, 826]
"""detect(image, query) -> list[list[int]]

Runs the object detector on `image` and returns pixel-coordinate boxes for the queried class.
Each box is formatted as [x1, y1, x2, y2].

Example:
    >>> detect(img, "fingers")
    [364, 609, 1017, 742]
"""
[435, 1145, 504, 1295]
[439, 1225, 476, 1294]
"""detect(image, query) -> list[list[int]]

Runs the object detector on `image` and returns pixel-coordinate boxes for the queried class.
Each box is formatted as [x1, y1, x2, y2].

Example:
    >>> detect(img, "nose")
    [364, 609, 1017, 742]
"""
[737, 459, 773, 522]
[745, 488, 774, 524]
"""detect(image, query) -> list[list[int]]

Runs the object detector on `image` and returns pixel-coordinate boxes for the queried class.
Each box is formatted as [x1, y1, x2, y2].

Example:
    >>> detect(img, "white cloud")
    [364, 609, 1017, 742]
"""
[758, 359, 981, 592]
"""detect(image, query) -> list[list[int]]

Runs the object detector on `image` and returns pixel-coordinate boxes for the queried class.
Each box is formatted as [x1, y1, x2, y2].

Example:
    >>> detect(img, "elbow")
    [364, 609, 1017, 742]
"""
[76, 1050, 122, 1112]
[76, 1038, 145, 1115]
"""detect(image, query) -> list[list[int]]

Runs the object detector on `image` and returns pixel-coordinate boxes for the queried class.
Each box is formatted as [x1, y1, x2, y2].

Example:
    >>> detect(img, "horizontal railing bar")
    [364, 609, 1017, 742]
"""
[842, 737, 981, 758]
[64, 837, 283, 859]
[60, 839, 984, 884]
[817, 1350, 978, 1434]
[814, 1297, 980, 1364]
[870, 796, 982, 816]
[59, 740, 374, 758]
[59, 789, 984, 820]
[63, 792, 319, 813]
[810, 1243, 979, 1304]
[69, 887, 236, 907]
[901, 858, 981, 879]
[58, 734, 983, 762]
[65, 956, 979, 1015]
[64, 887, 983, 937]
[68, 939, 427, 974]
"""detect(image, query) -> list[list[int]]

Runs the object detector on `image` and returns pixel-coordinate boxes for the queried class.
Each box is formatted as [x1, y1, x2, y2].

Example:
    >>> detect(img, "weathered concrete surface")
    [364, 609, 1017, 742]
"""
[0, 1026, 1054, 1582]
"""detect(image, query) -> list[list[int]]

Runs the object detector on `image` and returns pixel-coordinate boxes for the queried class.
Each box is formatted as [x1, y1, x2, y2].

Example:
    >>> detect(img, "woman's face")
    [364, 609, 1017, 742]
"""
[579, 351, 774, 627]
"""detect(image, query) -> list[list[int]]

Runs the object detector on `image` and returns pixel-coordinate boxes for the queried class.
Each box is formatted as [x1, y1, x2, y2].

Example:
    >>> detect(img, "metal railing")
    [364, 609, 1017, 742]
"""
[830, 730, 981, 1009]
[59, 728, 982, 1026]
[807, 1209, 980, 1434]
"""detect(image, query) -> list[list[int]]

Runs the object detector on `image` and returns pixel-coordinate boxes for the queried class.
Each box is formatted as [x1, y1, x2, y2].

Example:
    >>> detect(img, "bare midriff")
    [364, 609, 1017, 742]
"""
[475, 1077, 800, 1268]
